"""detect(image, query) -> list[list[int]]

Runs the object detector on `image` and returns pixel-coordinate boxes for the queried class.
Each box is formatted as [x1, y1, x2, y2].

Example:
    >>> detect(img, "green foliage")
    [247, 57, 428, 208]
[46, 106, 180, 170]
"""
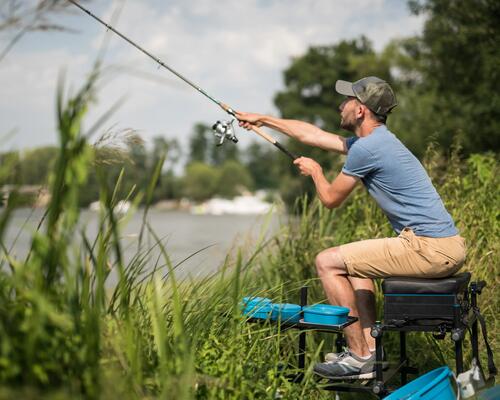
[188, 123, 211, 164]
[19, 147, 59, 185]
[256, 147, 499, 396]
[81, 134, 181, 207]
[184, 126, 253, 200]
[215, 160, 254, 198]
[275, 37, 390, 132]
[210, 139, 240, 167]
[384, 0, 499, 155]
[0, 3, 499, 398]
[273, 37, 394, 206]
[182, 160, 254, 201]
[415, 0, 500, 153]
[244, 142, 282, 190]
[0, 68, 498, 399]
[0, 151, 21, 186]
[182, 162, 220, 202]
[0, 72, 101, 395]
[271, 2, 499, 206]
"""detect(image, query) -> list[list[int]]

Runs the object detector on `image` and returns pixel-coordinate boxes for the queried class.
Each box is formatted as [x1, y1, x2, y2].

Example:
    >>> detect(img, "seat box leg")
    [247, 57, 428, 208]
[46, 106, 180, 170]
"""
[400, 331, 407, 385]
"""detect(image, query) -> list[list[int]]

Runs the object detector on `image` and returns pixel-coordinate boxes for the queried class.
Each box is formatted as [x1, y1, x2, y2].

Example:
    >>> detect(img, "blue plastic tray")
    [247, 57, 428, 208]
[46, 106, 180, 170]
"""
[271, 303, 302, 323]
[303, 304, 349, 325]
[241, 297, 273, 319]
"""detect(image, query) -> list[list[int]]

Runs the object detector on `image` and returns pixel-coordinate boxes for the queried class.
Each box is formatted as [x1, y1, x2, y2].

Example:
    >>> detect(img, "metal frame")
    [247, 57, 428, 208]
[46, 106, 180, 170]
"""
[369, 280, 484, 397]
[245, 281, 485, 398]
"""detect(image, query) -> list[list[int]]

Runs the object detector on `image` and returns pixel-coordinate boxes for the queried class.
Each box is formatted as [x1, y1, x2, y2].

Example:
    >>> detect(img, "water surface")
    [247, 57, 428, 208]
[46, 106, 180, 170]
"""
[3, 208, 283, 283]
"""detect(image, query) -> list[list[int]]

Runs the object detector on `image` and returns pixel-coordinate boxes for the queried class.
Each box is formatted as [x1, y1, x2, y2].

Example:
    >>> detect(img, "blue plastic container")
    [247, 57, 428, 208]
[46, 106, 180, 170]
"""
[241, 297, 273, 319]
[302, 304, 349, 325]
[384, 366, 456, 400]
[271, 303, 302, 323]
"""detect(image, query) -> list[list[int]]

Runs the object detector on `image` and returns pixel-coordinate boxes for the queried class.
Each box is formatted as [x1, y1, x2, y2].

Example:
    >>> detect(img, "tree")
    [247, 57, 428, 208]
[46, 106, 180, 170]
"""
[215, 160, 254, 198]
[151, 136, 181, 169]
[275, 37, 391, 133]
[188, 123, 210, 164]
[0, 151, 21, 185]
[244, 141, 281, 190]
[155, 170, 182, 201]
[210, 139, 240, 166]
[151, 136, 182, 201]
[405, 0, 500, 153]
[19, 146, 58, 185]
[182, 162, 219, 202]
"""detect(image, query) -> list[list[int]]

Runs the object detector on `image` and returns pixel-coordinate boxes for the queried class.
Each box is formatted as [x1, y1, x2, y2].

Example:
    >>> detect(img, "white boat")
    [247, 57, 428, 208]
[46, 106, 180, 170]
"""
[114, 200, 131, 214]
[191, 195, 273, 215]
[88, 200, 131, 215]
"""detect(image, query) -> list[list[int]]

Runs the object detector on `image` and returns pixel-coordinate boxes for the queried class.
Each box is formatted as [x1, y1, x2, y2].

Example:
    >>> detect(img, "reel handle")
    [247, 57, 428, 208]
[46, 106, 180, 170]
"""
[220, 103, 298, 161]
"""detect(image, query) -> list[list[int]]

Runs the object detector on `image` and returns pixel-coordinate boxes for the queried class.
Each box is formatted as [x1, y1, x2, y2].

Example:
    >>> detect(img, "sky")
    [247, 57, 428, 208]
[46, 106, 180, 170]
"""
[0, 0, 424, 158]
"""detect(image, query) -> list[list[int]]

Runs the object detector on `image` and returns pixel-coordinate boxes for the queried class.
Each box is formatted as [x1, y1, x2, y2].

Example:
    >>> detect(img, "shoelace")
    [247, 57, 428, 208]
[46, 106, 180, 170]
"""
[325, 350, 350, 364]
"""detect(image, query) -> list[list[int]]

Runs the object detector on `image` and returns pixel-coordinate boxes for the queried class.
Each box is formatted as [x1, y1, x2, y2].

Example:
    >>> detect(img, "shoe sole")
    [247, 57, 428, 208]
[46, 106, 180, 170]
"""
[314, 371, 376, 380]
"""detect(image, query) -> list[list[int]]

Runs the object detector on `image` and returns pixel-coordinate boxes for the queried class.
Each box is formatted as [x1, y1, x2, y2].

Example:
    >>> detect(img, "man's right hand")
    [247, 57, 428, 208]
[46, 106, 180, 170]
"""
[235, 111, 264, 130]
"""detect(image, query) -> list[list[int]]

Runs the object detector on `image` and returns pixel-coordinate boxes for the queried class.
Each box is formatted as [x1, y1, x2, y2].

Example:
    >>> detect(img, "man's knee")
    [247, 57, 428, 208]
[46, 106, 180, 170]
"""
[315, 247, 346, 276]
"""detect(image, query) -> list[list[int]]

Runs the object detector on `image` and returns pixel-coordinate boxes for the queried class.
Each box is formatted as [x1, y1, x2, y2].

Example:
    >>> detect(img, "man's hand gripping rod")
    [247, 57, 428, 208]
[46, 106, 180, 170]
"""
[68, 0, 298, 161]
[219, 104, 297, 160]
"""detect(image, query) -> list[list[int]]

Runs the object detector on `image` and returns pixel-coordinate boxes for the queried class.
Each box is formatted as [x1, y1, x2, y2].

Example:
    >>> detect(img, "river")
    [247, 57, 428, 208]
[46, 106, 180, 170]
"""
[2, 208, 284, 284]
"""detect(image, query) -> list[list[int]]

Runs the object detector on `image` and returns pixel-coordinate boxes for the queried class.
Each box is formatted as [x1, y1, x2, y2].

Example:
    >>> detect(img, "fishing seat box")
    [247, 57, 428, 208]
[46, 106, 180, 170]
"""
[382, 272, 470, 327]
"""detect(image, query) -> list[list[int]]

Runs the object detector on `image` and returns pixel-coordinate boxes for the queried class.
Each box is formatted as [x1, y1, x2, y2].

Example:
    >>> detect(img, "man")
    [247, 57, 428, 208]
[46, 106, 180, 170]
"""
[236, 76, 466, 380]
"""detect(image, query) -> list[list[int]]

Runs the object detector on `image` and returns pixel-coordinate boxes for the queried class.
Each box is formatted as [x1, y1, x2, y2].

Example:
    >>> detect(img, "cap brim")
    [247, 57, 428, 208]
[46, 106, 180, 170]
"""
[335, 80, 355, 97]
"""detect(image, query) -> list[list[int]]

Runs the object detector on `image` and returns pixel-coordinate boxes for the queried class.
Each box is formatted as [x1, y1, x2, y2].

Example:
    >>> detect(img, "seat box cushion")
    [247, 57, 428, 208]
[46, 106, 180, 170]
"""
[382, 272, 471, 295]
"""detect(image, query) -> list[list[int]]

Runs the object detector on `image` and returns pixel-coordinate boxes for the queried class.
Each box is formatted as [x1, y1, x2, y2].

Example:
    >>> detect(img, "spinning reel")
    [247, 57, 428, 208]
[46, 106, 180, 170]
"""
[212, 119, 239, 146]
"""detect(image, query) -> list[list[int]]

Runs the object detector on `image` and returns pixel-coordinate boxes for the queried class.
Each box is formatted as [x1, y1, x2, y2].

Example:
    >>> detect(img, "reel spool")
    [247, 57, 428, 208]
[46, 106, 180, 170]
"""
[212, 120, 238, 146]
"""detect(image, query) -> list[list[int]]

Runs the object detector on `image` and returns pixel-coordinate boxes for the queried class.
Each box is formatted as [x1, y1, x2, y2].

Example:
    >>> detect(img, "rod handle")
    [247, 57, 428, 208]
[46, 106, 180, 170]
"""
[273, 140, 298, 161]
[220, 103, 236, 117]
[249, 125, 276, 145]
[250, 126, 297, 160]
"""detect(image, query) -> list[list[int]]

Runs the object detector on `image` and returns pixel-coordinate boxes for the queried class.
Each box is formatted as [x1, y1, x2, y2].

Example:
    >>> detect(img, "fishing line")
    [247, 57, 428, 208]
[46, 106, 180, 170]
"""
[67, 0, 297, 160]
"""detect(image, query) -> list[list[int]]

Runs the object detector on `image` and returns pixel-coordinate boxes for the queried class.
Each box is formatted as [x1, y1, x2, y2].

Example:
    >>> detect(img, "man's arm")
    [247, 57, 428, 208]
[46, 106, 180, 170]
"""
[294, 157, 359, 208]
[236, 112, 348, 155]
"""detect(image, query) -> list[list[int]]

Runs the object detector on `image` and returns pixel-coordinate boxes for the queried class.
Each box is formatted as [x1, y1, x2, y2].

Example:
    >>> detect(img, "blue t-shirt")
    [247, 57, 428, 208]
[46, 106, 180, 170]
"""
[342, 125, 458, 238]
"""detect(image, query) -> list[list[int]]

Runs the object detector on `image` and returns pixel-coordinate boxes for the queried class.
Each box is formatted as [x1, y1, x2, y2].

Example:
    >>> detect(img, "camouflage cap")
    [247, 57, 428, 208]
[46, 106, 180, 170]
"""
[335, 76, 397, 116]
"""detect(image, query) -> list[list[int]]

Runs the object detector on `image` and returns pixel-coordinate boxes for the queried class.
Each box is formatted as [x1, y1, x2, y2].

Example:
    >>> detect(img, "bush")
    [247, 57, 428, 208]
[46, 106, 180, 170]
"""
[182, 162, 220, 202]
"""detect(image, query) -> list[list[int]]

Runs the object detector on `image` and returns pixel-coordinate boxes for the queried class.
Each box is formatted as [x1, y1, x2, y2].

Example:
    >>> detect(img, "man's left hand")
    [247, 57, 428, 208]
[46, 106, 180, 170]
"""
[294, 157, 322, 177]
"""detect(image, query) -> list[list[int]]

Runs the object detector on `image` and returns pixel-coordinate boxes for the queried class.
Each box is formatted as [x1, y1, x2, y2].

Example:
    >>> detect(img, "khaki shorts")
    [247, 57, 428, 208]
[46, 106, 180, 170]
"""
[339, 228, 466, 279]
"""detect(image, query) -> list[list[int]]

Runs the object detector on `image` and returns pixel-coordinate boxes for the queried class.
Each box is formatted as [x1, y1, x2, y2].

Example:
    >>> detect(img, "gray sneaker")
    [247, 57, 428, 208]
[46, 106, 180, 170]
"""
[325, 348, 386, 366]
[314, 351, 376, 380]
[324, 349, 350, 363]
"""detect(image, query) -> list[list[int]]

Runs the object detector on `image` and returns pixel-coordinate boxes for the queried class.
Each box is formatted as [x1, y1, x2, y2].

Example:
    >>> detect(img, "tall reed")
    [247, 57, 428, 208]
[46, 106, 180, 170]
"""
[0, 69, 497, 399]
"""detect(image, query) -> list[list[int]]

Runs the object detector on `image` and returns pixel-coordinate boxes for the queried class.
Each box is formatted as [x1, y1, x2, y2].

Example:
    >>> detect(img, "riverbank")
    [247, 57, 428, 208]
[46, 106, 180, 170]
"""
[0, 150, 498, 398]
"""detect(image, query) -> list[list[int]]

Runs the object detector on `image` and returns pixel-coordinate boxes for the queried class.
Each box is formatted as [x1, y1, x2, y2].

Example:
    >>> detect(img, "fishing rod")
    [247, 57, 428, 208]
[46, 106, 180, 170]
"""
[67, 0, 297, 160]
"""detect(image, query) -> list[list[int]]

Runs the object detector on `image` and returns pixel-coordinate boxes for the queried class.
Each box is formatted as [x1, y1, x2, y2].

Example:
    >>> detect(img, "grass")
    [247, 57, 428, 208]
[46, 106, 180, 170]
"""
[0, 71, 498, 399]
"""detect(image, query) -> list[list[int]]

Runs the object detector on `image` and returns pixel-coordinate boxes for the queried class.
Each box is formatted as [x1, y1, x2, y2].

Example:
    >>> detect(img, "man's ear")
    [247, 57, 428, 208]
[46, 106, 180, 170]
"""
[356, 103, 366, 119]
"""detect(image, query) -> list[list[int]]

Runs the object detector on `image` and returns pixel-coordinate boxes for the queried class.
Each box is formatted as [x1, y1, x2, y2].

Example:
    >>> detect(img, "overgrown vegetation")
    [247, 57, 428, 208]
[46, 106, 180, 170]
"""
[0, 0, 498, 398]
[0, 65, 498, 399]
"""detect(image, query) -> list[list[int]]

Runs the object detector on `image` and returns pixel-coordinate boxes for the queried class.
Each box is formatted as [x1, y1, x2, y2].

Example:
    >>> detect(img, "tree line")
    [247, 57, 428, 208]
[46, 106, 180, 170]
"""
[1, 0, 498, 208]
[0, 127, 276, 207]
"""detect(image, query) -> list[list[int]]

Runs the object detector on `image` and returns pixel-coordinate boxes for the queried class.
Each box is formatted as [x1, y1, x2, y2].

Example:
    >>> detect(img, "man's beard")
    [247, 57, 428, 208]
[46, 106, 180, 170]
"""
[340, 116, 356, 132]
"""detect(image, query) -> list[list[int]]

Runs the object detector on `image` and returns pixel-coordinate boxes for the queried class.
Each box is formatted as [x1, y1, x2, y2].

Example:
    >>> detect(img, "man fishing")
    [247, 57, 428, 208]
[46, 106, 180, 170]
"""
[236, 76, 466, 380]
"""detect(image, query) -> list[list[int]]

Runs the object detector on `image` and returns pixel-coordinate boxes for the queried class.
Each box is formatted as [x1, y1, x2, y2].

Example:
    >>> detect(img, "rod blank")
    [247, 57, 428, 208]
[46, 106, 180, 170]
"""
[68, 0, 297, 160]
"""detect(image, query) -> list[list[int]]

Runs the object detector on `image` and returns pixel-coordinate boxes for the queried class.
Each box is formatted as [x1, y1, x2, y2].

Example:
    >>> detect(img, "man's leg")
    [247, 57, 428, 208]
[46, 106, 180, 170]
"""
[347, 276, 376, 351]
[315, 247, 372, 357]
